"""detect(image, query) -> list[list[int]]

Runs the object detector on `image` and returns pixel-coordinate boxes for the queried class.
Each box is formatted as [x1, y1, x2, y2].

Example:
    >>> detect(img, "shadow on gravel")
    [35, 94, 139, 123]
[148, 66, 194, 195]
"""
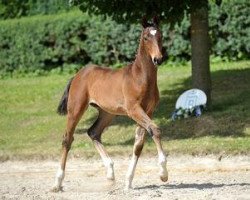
[136, 182, 250, 190]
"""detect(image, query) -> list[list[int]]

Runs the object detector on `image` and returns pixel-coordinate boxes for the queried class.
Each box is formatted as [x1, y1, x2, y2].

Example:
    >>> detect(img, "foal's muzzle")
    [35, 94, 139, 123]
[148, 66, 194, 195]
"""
[153, 57, 163, 66]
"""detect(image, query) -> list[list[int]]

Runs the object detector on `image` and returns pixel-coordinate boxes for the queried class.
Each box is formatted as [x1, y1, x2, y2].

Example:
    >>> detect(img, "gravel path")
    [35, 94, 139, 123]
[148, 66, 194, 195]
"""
[0, 155, 250, 200]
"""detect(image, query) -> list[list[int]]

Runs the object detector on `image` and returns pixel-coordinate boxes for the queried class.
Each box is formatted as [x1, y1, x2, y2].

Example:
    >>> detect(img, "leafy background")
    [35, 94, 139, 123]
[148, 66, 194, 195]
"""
[0, 0, 249, 77]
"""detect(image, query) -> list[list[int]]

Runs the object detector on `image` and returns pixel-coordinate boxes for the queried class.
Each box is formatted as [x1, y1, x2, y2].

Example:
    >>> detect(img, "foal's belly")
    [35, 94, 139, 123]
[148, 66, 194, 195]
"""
[89, 95, 127, 116]
[88, 79, 127, 115]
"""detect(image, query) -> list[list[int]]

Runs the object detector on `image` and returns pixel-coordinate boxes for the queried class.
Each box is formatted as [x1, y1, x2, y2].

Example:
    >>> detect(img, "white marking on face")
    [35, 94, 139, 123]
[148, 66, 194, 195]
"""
[150, 29, 157, 36]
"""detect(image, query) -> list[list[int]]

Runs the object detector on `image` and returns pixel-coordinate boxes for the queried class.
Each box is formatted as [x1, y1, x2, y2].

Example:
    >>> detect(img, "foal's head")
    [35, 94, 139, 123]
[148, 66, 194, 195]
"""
[141, 16, 163, 66]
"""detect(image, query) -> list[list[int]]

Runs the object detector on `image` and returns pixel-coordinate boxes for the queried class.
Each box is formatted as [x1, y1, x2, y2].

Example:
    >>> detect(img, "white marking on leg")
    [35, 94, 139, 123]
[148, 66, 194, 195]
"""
[158, 152, 168, 182]
[150, 29, 157, 36]
[93, 141, 115, 180]
[104, 158, 114, 180]
[125, 155, 138, 190]
[53, 167, 65, 191]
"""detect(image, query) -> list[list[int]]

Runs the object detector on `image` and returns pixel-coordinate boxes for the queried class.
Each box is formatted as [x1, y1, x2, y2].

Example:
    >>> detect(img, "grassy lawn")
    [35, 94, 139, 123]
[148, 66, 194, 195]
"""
[0, 61, 250, 160]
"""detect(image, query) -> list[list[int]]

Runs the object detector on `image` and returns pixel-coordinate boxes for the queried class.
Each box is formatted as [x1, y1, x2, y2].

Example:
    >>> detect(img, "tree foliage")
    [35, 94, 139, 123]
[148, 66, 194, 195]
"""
[0, 0, 70, 19]
[70, 0, 201, 24]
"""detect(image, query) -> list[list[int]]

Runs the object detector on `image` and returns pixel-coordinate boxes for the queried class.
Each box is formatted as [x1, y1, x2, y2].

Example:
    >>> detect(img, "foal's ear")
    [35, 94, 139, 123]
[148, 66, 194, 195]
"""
[153, 15, 160, 27]
[141, 16, 150, 28]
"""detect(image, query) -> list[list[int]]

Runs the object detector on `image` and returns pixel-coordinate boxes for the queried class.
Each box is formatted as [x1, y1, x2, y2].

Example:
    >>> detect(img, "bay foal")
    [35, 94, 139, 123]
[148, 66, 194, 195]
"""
[52, 17, 168, 192]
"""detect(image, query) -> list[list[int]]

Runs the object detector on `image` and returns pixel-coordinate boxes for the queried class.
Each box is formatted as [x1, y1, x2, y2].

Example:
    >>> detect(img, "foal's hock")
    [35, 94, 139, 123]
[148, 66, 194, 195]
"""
[52, 17, 168, 192]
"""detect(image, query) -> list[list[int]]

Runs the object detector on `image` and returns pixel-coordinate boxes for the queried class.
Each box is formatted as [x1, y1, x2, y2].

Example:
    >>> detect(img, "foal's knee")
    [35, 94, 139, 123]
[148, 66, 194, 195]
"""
[62, 135, 74, 151]
[147, 124, 161, 139]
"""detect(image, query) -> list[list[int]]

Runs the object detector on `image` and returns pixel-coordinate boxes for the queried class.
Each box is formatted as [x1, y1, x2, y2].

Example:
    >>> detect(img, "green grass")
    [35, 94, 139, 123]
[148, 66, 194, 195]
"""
[0, 61, 250, 160]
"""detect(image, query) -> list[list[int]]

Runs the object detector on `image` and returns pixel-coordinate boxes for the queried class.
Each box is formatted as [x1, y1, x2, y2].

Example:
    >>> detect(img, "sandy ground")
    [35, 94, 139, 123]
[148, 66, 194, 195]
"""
[0, 155, 250, 200]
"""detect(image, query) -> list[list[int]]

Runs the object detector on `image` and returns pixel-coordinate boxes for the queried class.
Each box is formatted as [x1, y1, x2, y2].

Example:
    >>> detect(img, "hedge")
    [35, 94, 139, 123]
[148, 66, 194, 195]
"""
[0, 0, 249, 76]
[209, 0, 250, 60]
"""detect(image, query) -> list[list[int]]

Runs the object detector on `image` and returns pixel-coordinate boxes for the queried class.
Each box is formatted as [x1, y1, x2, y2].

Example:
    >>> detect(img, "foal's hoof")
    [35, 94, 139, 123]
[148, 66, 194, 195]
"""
[107, 174, 115, 181]
[160, 170, 168, 182]
[50, 186, 63, 193]
[160, 175, 168, 182]
[124, 185, 133, 191]
[107, 169, 115, 181]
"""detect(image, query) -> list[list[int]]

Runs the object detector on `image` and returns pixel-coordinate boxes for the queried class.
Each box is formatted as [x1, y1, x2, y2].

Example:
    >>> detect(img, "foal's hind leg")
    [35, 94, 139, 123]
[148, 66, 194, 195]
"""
[125, 126, 146, 189]
[52, 100, 88, 192]
[87, 109, 115, 180]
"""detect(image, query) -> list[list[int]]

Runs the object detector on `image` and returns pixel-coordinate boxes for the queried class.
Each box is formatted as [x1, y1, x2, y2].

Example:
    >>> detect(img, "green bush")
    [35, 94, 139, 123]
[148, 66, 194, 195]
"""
[0, 0, 249, 76]
[0, 11, 90, 76]
[209, 0, 250, 60]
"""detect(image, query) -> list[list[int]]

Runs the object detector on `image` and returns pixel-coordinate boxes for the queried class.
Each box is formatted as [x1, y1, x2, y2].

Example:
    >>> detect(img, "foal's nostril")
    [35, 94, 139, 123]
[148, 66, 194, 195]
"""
[157, 57, 163, 65]
[153, 58, 157, 64]
[152, 57, 162, 65]
[153, 57, 162, 65]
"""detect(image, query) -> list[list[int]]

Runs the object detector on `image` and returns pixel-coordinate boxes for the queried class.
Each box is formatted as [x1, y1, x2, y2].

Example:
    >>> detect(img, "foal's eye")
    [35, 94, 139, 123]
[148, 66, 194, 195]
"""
[144, 37, 148, 41]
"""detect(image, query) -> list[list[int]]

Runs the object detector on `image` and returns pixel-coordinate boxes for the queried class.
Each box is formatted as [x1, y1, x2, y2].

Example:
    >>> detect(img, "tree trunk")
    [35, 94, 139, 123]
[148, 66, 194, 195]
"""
[191, 0, 211, 106]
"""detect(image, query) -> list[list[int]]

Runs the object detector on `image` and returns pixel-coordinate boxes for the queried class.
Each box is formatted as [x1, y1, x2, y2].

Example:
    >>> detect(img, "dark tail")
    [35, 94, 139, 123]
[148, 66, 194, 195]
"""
[57, 77, 74, 115]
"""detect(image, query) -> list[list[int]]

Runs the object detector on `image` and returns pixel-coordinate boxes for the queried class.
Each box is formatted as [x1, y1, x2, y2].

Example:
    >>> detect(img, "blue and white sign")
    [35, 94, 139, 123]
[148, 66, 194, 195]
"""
[172, 89, 207, 120]
[176, 89, 207, 109]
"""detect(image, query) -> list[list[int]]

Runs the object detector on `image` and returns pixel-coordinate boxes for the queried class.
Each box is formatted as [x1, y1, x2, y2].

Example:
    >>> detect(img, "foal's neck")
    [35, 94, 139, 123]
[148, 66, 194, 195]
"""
[133, 40, 157, 77]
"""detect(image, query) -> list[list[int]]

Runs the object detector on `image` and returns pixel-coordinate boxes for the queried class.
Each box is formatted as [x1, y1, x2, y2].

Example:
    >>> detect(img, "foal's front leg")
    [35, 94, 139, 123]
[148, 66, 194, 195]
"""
[125, 126, 146, 189]
[127, 105, 168, 183]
